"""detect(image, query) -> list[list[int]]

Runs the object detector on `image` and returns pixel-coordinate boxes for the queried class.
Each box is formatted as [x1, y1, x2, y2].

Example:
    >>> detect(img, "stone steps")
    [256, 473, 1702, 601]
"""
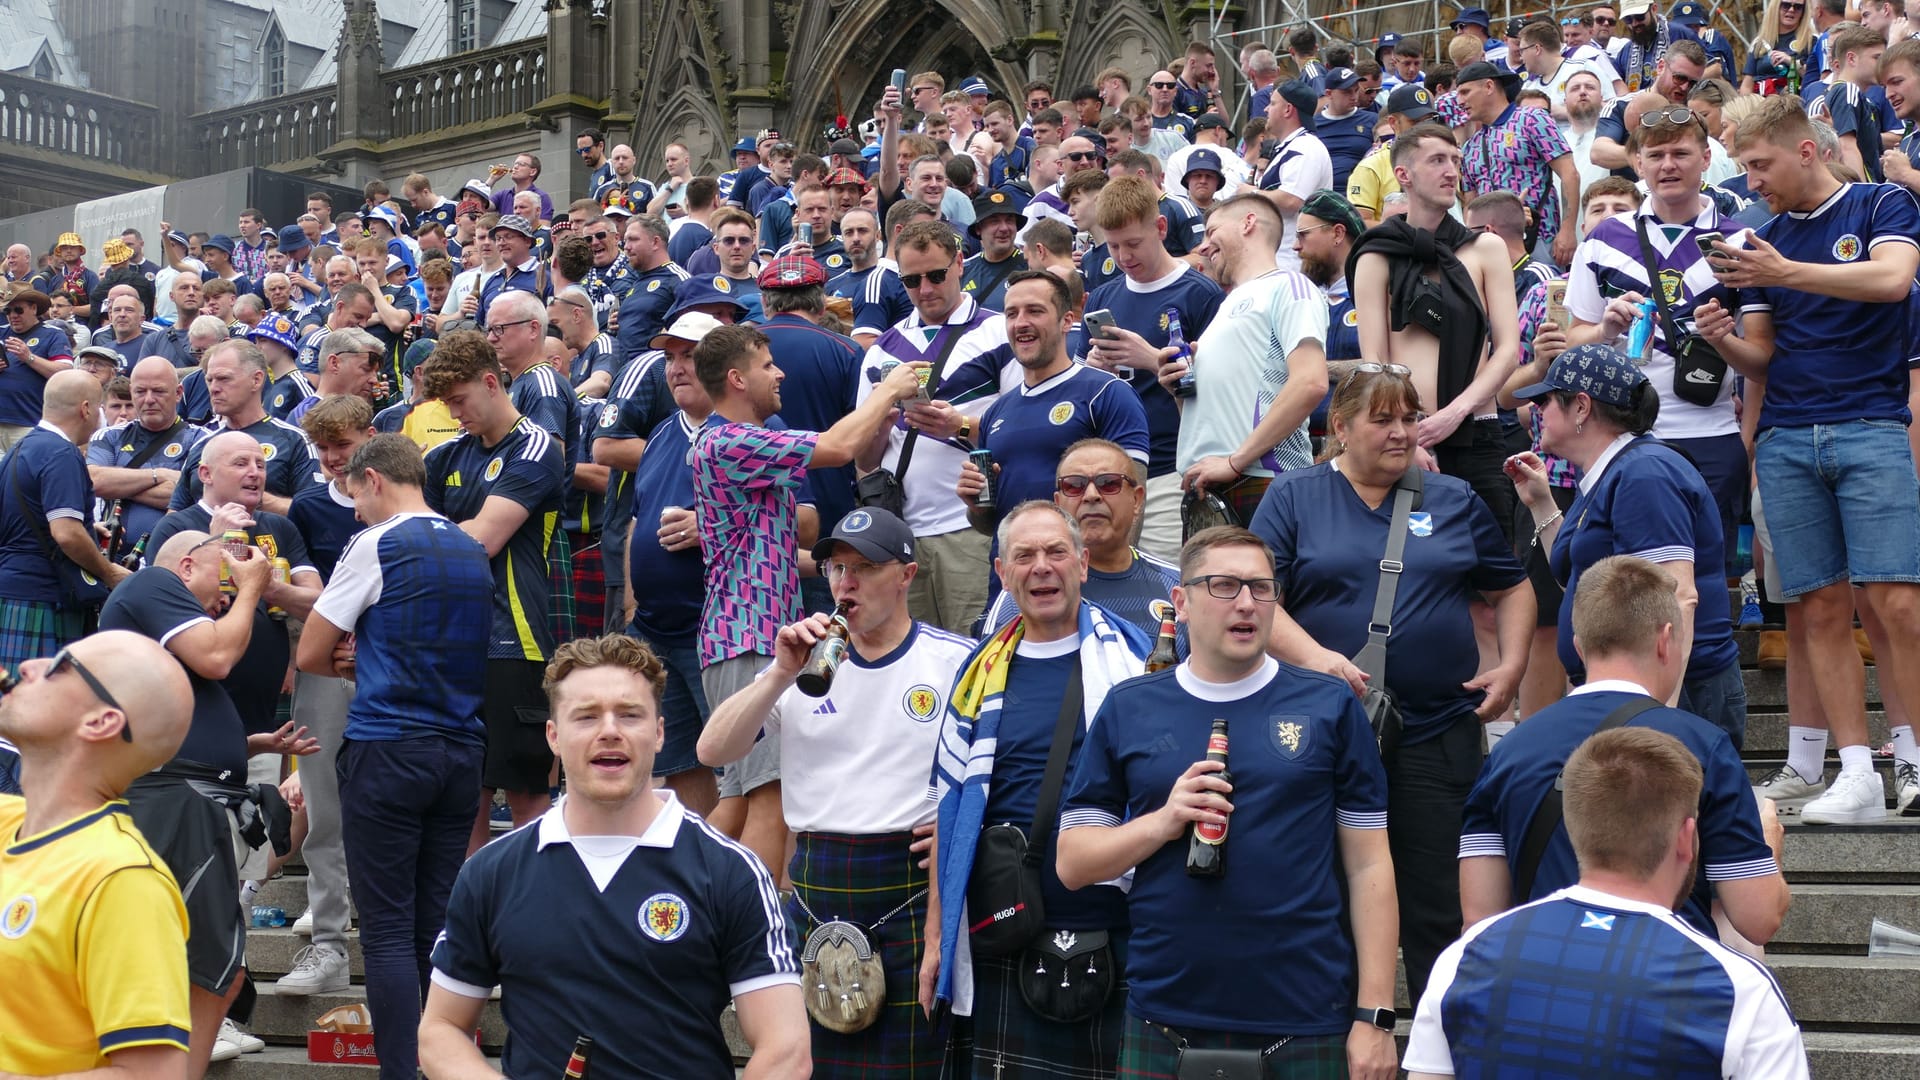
[1773, 884, 1920, 954]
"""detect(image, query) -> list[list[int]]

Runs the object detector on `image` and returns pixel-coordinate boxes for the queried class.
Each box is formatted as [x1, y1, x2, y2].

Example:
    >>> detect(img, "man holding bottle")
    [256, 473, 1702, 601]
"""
[1056, 525, 1399, 1080]
[699, 506, 974, 1079]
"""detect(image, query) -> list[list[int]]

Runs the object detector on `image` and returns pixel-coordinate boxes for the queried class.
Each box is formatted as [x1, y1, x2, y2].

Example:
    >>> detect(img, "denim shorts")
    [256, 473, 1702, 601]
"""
[643, 634, 711, 778]
[1753, 419, 1920, 597]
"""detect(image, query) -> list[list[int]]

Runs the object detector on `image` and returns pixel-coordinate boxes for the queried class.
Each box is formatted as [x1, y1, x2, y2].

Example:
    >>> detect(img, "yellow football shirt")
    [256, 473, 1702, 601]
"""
[0, 796, 191, 1073]
[402, 398, 464, 452]
[1346, 144, 1403, 220]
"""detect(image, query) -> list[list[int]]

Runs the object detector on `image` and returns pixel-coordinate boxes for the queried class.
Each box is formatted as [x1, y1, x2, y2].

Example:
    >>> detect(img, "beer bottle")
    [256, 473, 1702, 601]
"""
[1144, 606, 1178, 673]
[795, 602, 851, 698]
[1186, 720, 1229, 878]
[562, 1035, 593, 1078]
[1168, 310, 1196, 398]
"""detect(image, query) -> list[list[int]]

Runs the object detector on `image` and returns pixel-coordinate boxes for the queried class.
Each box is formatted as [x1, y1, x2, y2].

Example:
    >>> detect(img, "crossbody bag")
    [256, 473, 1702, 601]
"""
[1352, 466, 1424, 760]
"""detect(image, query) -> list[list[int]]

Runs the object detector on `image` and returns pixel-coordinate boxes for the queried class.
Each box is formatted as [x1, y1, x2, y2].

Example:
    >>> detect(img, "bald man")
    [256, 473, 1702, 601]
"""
[88, 356, 208, 565]
[4, 242, 32, 283]
[0, 369, 131, 675]
[103, 528, 280, 1076]
[0, 630, 197, 1078]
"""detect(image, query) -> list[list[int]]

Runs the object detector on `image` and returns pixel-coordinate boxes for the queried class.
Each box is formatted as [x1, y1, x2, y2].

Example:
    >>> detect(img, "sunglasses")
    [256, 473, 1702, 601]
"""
[1065, 151, 1101, 161]
[587, 230, 613, 241]
[1150, 81, 1178, 89]
[1056, 472, 1135, 498]
[716, 236, 756, 247]
[1182, 574, 1281, 603]
[1640, 106, 1701, 128]
[575, 146, 596, 156]
[1594, 14, 1616, 22]
[4, 307, 30, 316]
[47, 646, 129, 742]
[1781, 2, 1805, 8]
[1338, 362, 1413, 391]
[899, 266, 952, 288]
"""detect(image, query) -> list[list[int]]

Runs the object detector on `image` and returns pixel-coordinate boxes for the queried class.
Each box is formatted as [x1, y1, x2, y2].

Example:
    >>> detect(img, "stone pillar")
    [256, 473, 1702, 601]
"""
[536, 0, 613, 202]
[603, 0, 640, 146]
[327, 0, 389, 188]
[728, 0, 776, 137]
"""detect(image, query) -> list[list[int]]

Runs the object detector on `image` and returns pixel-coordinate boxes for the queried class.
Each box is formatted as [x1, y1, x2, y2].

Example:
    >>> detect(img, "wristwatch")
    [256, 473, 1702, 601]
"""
[1353, 1006, 1397, 1031]
[957, 414, 972, 440]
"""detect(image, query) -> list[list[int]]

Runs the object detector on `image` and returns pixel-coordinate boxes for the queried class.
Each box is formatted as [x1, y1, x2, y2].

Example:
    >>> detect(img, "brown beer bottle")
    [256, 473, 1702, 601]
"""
[563, 1035, 593, 1078]
[795, 602, 851, 697]
[1186, 720, 1229, 878]
[1144, 607, 1179, 673]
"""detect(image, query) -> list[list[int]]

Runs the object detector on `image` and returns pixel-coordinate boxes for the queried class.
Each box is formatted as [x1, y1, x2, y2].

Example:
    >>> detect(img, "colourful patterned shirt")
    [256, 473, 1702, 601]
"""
[1517, 279, 1579, 489]
[1462, 104, 1572, 245]
[1435, 91, 1469, 129]
[691, 418, 817, 665]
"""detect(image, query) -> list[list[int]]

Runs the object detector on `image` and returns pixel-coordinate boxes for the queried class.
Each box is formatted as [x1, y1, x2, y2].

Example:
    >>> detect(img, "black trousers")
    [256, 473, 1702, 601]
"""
[1387, 713, 1484, 1009]
[1436, 419, 1519, 546]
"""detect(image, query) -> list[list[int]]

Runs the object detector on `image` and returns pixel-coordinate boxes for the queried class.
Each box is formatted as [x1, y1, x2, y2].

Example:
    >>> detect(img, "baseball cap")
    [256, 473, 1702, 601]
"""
[664, 276, 750, 323]
[811, 507, 915, 565]
[1668, 0, 1707, 23]
[1275, 79, 1319, 117]
[969, 188, 1029, 231]
[825, 166, 870, 190]
[1194, 113, 1233, 134]
[757, 255, 827, 289]
[1182, 149, 1227, 181]
[731, 136, 758, 155]
[1456, 60, 1522, 92]
[1384, 83, 1437, 120]
[1451, 6, 1491, 29]
[1504, 16, 1528, 37]
[1619, 0, 1653, 15]
[490, 214, 537, 239]
[649, 310, 724, 350]
[829, 138, 861, 157]
[1512, 343, 1651, 407]
[248, 313, 301, 353]
[277, 224, 312, 252]
[165, 229, 189, 249]
[385, 254, 408, 275]
[101, 238, 132, 267]
[203, 233, 236, 254]
[1322, 67, 1360, 91]
[1300, 189, 1365, 239]
[602, 203, 635, 219]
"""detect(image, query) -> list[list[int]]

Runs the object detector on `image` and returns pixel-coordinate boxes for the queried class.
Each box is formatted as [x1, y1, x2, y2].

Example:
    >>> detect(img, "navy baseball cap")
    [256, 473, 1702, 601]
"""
[1669, 0, 1708, 25]
[1194, 113, 1232, 134]
[165, 229, 189, 249]
[665, 275, 750, 322]
[1457, 61, 1522, 93]
[1385, 83, 1437, 119]
[203, 233, 235, 254]
[812, 507, 916, 564]
[1452, 6, 1492, 29]
[1322, 67, 1361, 91]
[1275, 79, 1319, 117]
[1512, 343, 1651, 407]
[276, 224, 311, 252]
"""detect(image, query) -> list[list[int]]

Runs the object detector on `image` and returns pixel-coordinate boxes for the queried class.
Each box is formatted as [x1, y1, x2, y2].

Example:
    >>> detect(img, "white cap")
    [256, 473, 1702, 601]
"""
[650, 311, 723, 349]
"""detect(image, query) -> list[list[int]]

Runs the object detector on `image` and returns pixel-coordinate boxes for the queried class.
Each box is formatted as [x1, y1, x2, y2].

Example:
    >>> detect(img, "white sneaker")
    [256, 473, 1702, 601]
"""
[1801, 768, 1888, 824]
[274, 943, 349, 995]
[1754, 763, 1826, 806]
[208, 1034, 241, 1063]
[291, 907, 314, 937]
[218, 1018, 266, 1054]
[1897, 762, 1919, 817]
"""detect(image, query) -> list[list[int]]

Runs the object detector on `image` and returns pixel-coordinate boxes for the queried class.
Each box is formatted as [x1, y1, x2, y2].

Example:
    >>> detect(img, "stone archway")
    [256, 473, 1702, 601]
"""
[781, 0, 1012, 147]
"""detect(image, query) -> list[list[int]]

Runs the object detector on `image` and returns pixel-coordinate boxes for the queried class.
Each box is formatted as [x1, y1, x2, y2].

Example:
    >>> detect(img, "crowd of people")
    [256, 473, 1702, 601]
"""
[11, 2, 1920, 1075]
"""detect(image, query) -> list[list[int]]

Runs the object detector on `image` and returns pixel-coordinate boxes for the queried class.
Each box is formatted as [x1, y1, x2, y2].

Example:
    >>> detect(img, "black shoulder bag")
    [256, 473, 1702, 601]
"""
[854, 323, 967, 519]
[1634, 215, 1730, 408]
[1352, 465, 1424, 761]
[968, 662, 1082, 958]
[1511, 694, 1663, 900]
[4, 449, 109, 618]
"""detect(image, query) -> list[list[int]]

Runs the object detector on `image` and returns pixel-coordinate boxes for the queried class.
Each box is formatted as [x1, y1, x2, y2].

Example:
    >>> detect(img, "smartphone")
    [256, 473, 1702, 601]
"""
[1083, 308, 1117, 340]
[1544, 280, 1571, 331]
[1693, 230, 1725, 258]
[891, 69, 907, 95]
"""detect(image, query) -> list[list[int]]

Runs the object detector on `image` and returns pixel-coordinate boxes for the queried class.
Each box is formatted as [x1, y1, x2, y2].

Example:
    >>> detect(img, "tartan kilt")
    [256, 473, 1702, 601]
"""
[959, 933, 1129, 1079]
[1116, 1013, 1348, 1079]
[546, 527, 576, 646]
[790, 831, 947, 1080]
[1221, 475, 1273, 528]
[0, 599, 85, 675]
[567, 530, 606, 640]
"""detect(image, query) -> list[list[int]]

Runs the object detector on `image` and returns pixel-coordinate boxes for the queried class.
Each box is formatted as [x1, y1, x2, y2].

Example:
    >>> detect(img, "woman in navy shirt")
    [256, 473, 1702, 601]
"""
[1248, 364, 1533, 1008]
[1508, 343, 1745, 747]
[1738, 0, 1812, 95]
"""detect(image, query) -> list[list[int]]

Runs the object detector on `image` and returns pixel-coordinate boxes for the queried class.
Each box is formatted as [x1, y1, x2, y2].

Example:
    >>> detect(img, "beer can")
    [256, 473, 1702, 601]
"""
[797, 222, 813, 246]
[969, 448, 996, 509]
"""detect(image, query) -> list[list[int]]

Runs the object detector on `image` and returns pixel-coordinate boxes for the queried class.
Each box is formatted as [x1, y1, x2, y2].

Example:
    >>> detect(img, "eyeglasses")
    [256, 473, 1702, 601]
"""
[825, 560, 892, 579]
[1065, 150, 1101, 161]
[484, 318, 537, 337]
[1639, 105, 1701, 128]
[716, 236, 756, 247]
[46, 646, 130, 742]
[1056, 472, 1135, 498]
[1183, 574, 1281, 603]
[899, 266, 952, 288]
[1150, 80, 1178, 89]
[1337, 362, 1413, 391]
[1295, 223, 1335, 236]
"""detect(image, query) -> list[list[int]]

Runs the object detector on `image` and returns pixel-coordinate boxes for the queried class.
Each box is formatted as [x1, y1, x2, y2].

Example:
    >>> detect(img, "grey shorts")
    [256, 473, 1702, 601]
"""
[700, 652, 781, 798]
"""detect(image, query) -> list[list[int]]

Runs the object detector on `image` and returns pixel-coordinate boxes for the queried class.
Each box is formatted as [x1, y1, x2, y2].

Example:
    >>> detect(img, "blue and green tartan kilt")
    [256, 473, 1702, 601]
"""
[566, 531, 606, 640]
[0, 599, 85, 676]
[790, 830, 948, 1080]
[958, 932, 1129, 1079]
[546, 527, 576, 646]
[1116, 1012, 1348, 1079]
